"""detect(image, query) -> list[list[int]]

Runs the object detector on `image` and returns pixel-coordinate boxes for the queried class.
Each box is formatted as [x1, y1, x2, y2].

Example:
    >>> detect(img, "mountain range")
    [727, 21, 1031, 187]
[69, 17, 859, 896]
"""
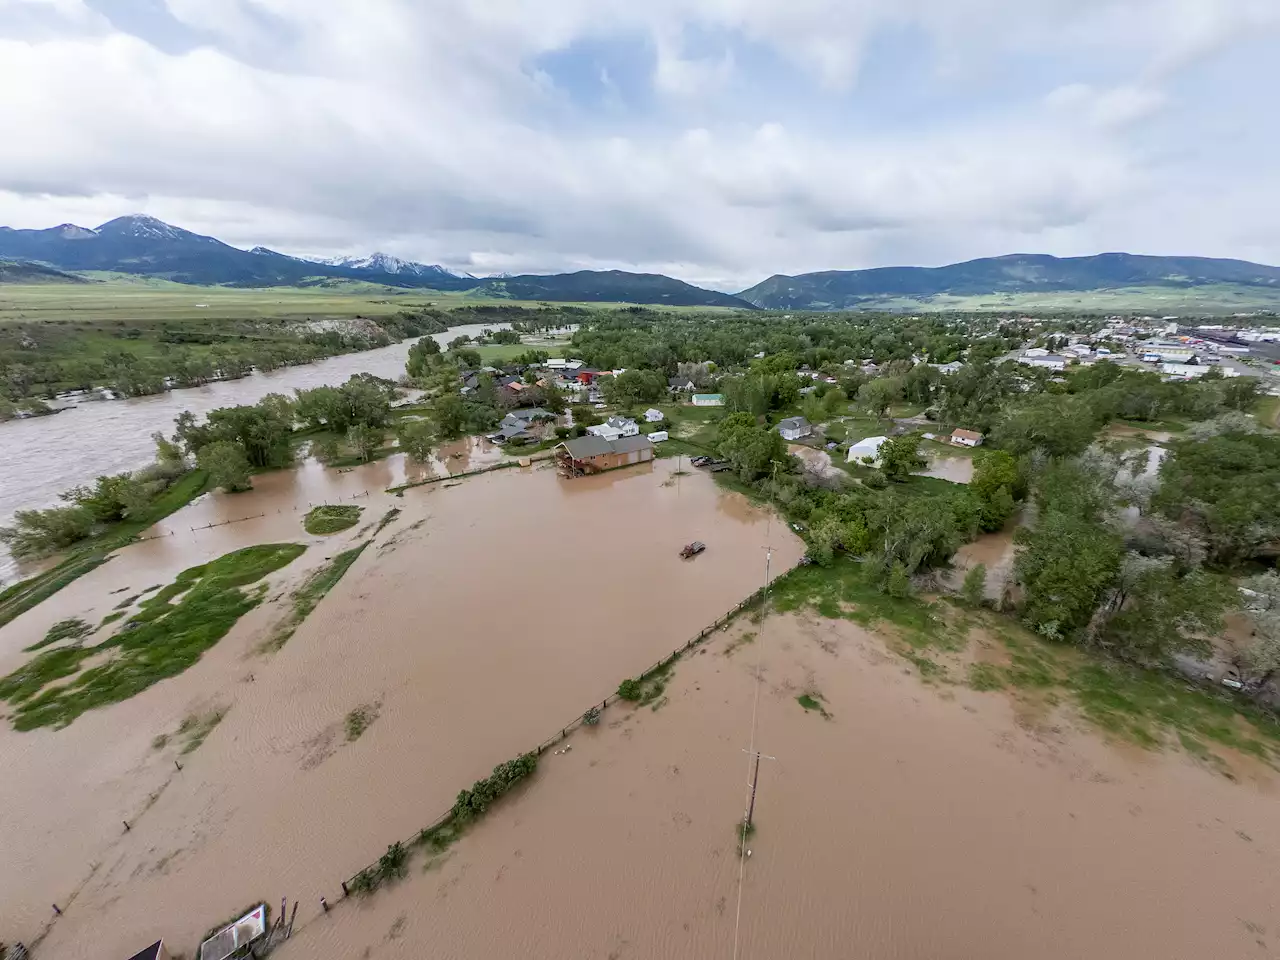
[738, 253, 1280, 309]
[3, 216, 1280, 311]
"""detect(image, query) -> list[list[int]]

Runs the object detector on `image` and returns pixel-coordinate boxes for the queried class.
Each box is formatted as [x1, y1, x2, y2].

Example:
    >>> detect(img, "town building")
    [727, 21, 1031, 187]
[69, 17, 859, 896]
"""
[1160, 362, 1210, 379]
[847, 435, 888, 465]
[1141, 342, 1196, 363]
[1020, 355, 1068, 371]
[777, 416, 812, 441]
[950, 428, 984, 448]
[555, 434, 654, 476]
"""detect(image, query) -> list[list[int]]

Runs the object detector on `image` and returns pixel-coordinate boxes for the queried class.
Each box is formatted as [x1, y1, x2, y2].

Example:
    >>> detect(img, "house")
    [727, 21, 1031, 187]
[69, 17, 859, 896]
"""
[1023, 347, 1050, 358]
[692, 393, 724, 406]
[931, 361, 963, 375]
[648, 430, 669, 442]
[669, 376, 696, 393]
[777, 416, 812, 441]
[950, 428, 984, 448]
[644, 408, 665, 423]
[847, 436, 888, 465]
[556, 434, 654, 476]
[588, 416, 639, 441]
[508, 407, 553, 423]
[1020, 355, 1068, 371]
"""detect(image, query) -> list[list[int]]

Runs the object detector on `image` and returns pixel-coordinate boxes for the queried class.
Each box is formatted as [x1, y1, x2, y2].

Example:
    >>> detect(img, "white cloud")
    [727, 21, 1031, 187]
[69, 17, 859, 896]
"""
[0, 0, 1276, 289]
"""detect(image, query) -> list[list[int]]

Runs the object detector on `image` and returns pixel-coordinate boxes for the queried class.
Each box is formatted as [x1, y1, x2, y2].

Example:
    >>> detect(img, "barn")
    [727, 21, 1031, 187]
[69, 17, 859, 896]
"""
[555, 434, 654, 477]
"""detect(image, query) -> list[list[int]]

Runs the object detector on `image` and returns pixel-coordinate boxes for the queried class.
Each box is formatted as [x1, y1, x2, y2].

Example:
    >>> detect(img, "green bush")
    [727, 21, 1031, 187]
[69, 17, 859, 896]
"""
[303, 504, 363, 535]
[451, 752, 538, 822]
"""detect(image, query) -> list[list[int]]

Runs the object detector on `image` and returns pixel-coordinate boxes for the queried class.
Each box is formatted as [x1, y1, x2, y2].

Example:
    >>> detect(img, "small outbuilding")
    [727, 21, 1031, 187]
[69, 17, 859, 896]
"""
[847, 435, 888, 465]
[692, 393, 724, 406]
[644, 408, 665, 423]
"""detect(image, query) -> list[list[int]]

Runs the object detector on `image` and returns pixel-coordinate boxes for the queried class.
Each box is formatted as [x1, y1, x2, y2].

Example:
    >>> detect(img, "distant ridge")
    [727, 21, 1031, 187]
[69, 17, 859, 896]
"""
[0, 216, 749, 306]
[0, 259, 88, 284]
[737, 252, 1280, 310]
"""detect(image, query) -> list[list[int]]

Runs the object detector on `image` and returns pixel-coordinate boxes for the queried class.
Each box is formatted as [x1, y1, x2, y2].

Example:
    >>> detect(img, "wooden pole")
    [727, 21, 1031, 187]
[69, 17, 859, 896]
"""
[287, 901, 298, 938]
[745, 750, 762, 829]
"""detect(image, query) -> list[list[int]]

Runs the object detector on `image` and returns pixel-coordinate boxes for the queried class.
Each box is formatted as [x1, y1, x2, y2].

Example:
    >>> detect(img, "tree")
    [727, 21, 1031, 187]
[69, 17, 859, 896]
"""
[1236, 571, 1280, 687]
[601, 369, 665, 407]
[858, 378, 900, 418]
[716, 413, 792, 482]
[971, 449, 1023, 531]
[885, 561, 912, 598]
[879, 433, 925, 482]
[197, 441, 253, 493]
[432, 394, 468, 440]
[962, 563, 987, 606]
[406, 336, 442, 379]
[1151, 432, 1280, 566]
[176, 396, 295, 469]
[0, 505, 96, 558]
[346, 424, 380, 462]
[1014, 512, 1122, 640]
[61, 474, 146, 523]
[152, 430, 185, 466]
[540, 381, 566, 414]
[395, 419, 434, 462]
[1099, 563, 1229, 665]
[991, 395, 1099, 458]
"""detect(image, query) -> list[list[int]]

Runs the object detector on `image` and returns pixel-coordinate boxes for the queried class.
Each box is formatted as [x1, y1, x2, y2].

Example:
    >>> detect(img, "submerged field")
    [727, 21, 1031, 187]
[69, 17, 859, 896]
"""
[0, 458, 802, 958]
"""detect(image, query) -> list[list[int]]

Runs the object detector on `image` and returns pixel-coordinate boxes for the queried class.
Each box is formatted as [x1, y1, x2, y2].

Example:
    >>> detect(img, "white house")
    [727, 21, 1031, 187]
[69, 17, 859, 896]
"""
[847, 436, 889, 465]
[950, 428, 984, 448]
[777, 416, 812, 441]
[644, 408, 665, 423]
[589, 416, 639, 440]
[1021, 355, 1068, 371]
[692, 394, 724, 407]
[1023, 347, 1050, 358]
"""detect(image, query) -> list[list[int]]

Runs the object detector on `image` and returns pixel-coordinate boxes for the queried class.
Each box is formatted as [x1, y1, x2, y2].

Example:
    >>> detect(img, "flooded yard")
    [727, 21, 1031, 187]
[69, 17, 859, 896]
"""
[0, 459, 803, 958]
[273, 612, 1280, 960]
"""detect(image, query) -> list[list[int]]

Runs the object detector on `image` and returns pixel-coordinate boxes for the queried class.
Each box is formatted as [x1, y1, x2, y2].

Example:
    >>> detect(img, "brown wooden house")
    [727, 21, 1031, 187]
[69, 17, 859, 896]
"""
[555, 434, 654, 477]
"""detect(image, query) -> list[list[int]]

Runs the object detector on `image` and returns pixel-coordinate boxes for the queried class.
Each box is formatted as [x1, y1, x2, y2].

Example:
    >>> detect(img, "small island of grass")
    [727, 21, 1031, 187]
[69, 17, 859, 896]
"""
[303, 504, 363, 535]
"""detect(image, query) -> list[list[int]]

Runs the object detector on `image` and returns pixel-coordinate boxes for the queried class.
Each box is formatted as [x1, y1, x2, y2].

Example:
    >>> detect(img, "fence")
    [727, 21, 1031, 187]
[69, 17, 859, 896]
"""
[338, 567, 792, 895]
[386, 460, 518, 494]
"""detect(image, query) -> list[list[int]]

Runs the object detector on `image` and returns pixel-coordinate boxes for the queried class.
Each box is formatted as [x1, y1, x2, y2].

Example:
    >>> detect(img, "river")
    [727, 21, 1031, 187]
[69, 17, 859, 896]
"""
[0, 322, 503, 583]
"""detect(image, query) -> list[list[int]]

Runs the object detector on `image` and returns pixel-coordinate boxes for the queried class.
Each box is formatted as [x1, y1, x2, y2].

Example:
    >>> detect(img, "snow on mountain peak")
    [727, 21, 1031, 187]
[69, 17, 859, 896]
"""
[96, 215, 185, 240]
[310, 251, 459, 277]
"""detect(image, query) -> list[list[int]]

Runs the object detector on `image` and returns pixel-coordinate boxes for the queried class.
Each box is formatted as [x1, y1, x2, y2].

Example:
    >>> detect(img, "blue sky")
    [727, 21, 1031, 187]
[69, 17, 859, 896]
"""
[0, 0, 1277, 289]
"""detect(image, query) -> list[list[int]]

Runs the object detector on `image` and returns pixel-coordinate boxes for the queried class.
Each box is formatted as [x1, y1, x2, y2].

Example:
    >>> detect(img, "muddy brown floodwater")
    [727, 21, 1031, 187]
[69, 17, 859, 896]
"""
[0, 458, 804, 958]
[278, 612, 1280, 960]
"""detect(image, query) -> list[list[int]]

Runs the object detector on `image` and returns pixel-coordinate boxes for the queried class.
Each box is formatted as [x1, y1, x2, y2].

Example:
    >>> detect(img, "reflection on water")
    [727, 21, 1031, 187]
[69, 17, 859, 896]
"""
[1, 460, 805, 957]
[0, 322, 505, 582]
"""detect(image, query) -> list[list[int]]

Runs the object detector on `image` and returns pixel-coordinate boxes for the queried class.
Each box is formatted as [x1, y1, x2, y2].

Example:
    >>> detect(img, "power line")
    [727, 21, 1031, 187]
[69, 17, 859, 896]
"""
[731, 544, 775, 960]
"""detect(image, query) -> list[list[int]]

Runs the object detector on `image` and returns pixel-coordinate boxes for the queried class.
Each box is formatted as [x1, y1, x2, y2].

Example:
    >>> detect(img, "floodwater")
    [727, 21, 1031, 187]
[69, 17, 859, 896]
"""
[273, 611, 1280, 960]
[0, 459, 803, 957]
[919, 452, 975, 484]
[0, 321, 504, 583]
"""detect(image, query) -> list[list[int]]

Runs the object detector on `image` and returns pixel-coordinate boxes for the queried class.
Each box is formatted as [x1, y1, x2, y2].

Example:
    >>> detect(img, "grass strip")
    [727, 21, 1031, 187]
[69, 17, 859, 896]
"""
[0, 543, 304, 730]
[0, 469, 210, 629]
[303, 504, 363, 535]
[262, 541, 370, 652]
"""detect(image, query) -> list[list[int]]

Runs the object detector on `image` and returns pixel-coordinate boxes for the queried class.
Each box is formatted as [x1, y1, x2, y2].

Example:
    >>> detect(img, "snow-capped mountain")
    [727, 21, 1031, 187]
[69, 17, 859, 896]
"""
[314, 252, 463, 279]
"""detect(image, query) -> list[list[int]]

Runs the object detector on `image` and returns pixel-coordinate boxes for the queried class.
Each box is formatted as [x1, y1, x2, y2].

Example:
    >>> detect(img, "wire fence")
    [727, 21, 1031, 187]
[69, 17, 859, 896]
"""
[386, 460, 518, 494]
[337, 568, 792, 896]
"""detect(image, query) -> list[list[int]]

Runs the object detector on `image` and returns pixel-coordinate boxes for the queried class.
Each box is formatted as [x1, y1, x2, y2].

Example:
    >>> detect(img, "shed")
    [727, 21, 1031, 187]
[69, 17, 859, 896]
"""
[847, 436, 888, 465]
[644, 408, 665, 422]
[692, 394, 724, 406]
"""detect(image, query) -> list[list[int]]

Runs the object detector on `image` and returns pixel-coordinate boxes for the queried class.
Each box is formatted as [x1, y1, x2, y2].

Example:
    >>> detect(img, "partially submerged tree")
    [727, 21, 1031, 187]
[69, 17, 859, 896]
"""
[197, 440, 253, 493]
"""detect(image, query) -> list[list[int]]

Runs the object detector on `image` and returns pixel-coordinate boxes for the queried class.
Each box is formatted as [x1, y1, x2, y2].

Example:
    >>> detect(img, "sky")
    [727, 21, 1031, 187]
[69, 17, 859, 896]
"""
[0, 0, 1277, 291]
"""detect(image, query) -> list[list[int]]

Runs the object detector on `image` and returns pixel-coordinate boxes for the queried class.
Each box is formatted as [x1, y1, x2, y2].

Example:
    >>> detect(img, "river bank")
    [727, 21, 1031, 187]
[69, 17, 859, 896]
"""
[1, 459, 803, 957]
[0, 321, 506, 584]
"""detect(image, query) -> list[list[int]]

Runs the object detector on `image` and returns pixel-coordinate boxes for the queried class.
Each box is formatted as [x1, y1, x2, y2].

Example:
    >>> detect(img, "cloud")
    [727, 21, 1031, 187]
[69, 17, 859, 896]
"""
[0, 0, 1277, 289]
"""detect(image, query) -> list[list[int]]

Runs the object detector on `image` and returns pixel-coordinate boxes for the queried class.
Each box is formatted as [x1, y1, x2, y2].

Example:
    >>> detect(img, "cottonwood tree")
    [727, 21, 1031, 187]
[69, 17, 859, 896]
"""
[395, 419, 434, 462]
[879, 433, 926, 482]
[197, 441, 252, 493]
[1236, 572, 1280, 687]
